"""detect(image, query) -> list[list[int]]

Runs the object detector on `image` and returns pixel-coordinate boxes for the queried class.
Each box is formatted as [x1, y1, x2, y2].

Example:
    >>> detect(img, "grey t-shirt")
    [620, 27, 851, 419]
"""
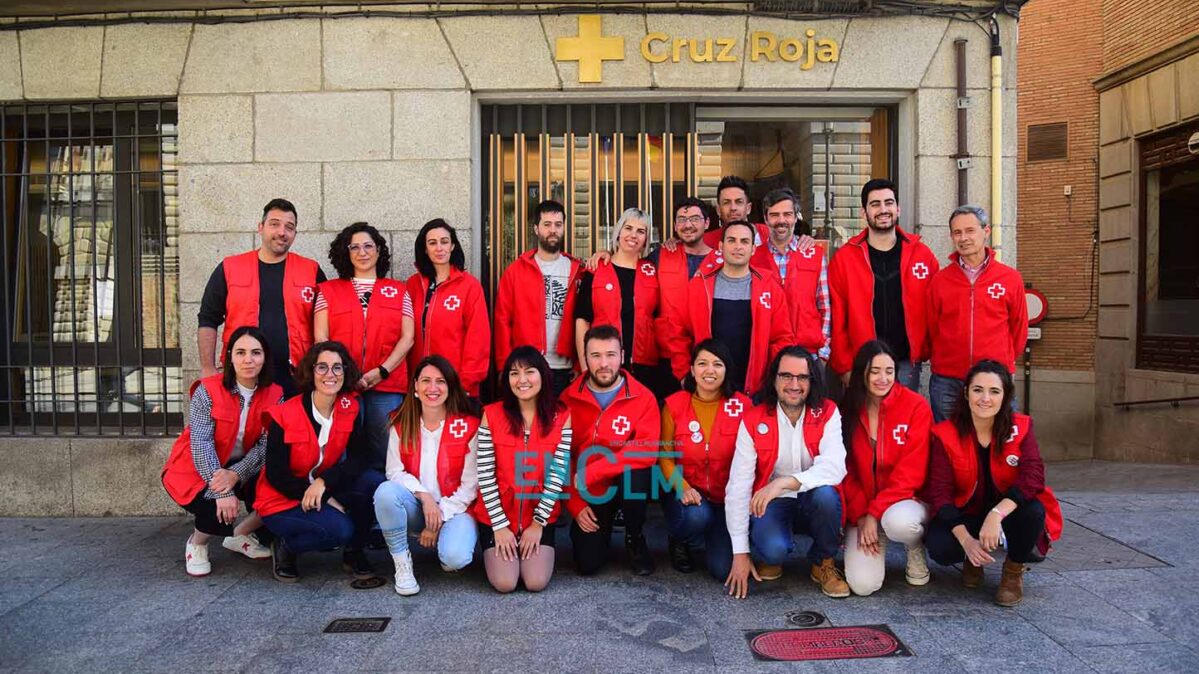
[537, 254, 573, 370]
[712, 271, 754, 392]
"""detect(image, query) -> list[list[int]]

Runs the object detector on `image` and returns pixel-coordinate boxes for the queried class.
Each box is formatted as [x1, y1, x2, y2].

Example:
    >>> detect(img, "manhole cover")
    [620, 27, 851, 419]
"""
[350, 577, 386, 590]
[784, 610, 828, 628]
[324, 617, 391, 634]
[746, 625, 912, 661]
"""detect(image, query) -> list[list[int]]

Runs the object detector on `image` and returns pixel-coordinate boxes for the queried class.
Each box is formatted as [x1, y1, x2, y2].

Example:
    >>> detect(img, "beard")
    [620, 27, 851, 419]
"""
[588, 366, 619, 389]
[866, 214, 896, 232]
[538, 235, 562, 254]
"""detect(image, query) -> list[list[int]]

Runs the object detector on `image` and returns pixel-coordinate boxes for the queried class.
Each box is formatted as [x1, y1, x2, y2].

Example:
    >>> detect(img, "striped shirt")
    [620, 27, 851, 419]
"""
[314, 278, 414, 318]
[476, 424, 572, 531]
[187, 383, 282, 500]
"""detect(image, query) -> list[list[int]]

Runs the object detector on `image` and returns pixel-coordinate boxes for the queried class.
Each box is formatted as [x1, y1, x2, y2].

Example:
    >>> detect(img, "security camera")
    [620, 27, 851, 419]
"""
[1189, 132, 1199, 155]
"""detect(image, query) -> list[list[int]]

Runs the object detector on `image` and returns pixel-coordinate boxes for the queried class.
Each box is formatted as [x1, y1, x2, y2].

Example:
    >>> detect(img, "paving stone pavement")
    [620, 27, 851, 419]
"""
[1, 460, 1197, 673]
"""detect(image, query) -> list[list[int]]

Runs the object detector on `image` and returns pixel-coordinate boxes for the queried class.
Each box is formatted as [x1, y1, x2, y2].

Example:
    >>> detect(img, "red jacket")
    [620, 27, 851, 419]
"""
[928, 415, 1063, 553]
[584, 259, 663, 366]
[842, 384, 932, 523]
[471, 402, 568, 531]
[750, 241, 828, 353]
[668, 261, 794, 396]
[405, 268, 491, 396]
[319, 277, 409, 393]
[397, 413, 479, 499]
[254, 393, 359, 518]
[222, 250, 320, 370]
[927, 250, 1029, 379]
[161, 375, 282, 506]
[493, 249, 582, 371]
[741, 399, 841, 493]
[560, 371, 661, 516]
[663, 391, 751, 504]
[828, 228, 939, 375]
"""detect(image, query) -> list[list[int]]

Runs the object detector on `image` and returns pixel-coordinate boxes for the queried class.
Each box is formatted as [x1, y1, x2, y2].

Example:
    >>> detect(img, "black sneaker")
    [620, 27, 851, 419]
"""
[271, 539, 299, 583]
[668, 538, 694, 574]
[625, 534, 656, 576]
[342, 547, 375, 579]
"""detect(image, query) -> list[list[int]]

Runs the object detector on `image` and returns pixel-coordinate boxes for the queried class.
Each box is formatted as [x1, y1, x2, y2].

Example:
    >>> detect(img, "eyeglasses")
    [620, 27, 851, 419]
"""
[347, 243, 377, 254]
[776, 372, 811, 384]
[674, 215, 705, 225]
[314, 363, 345, 376]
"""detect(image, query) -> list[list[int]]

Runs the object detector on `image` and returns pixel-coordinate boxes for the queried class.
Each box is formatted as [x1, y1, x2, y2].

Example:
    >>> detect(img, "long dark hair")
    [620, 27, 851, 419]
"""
[759, 345, 824, 410]
[390, 355, 473, 452]
[840, 340, 897, 449]
[222, 325, 273, 390]
[414, 218, 466, 281]
[499, 346, 563, 438]
[329, 221, 391, 279]
[293, 341, 360, 395]
[954, 359, 1016, 454]
[682, 338, 736, 400]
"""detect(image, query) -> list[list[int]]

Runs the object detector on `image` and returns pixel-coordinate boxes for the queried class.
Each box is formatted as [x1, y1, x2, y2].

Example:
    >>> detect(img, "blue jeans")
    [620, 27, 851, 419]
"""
[749, 486, 843, 565]
[373, 480, 477, 570]
[262, 504, 354, 555]
[359, 391, 405, 470]
[342, 468, 387, 549]
[663, 497, 735, 580]
[897, 360, 924, 393]
[929, 373, 963, 423]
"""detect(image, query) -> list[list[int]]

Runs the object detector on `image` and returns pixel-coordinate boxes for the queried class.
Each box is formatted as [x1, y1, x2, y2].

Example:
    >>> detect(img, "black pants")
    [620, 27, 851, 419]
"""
[339, 468, 388, 550]
[926, 498, 1046, 565]
[182, 475, 258, 537]
[630, 361, 680, 404]
[550, 368, 575, 397]
[570, 467, 651, 575]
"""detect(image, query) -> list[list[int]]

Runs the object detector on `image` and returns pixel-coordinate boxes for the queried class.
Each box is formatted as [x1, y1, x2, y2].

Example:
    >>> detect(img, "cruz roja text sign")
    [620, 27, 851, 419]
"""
[556, 15, 840, 83]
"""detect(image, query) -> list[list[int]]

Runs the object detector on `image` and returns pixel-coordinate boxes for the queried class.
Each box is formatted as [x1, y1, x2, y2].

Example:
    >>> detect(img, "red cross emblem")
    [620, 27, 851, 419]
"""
[449, 418, 469, 439]
[611, 415, 630, 436]
[339, 397, 351, 409]
[300, 286, 315, 303]
[809, 406, 823, 419]
[911, 263, 929, 280]
[987, 283, 1006, 300]
[380, 285, 398, 299]
[723, 398, 743, 417]
[892, 424, 909, 445]
[800, 247, 815, 259]
[758, 291, 772, 310]
[640, 263, 656, 277]
[443, 295, 461, 311]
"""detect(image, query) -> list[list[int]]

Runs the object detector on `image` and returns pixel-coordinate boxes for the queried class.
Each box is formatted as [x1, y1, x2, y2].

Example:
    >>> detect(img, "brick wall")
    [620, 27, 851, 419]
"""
[1102, 0, 1199, 74]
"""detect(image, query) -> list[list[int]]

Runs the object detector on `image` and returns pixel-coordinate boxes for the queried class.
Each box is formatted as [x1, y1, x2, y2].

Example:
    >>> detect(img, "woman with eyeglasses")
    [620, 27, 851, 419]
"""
[838, 340, 934, 597]
[658, 338, 751, 578]
[255, 341, 373, 583]
[374, 355, 480, 596]
[405, 219, 490, 399]
[162, 326, 283, 576]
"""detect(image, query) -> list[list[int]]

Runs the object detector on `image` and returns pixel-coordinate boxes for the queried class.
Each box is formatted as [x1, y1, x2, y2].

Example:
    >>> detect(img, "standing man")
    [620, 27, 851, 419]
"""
[198, 198, 325, 398]
[669, 221, 794, 396]
[722, 346, 849, 598]
[829, 179, 939, 390]
[493, 200, 582, 395]
[562, 325, 661, 576]
[926, 205, 1028, 422]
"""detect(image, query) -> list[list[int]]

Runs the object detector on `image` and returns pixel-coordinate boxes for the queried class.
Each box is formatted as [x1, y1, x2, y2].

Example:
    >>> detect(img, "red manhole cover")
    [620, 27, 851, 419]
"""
[747, 625, 910, 661]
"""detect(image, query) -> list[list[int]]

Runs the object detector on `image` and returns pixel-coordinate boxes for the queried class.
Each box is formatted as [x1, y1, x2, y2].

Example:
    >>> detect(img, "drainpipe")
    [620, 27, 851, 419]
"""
[955, 38, 969, 206]
[990, 17, 1004, 260]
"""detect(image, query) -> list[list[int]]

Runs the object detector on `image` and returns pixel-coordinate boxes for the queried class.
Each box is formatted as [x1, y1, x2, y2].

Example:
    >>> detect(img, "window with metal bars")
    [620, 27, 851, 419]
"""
[0, 100, 182, 436]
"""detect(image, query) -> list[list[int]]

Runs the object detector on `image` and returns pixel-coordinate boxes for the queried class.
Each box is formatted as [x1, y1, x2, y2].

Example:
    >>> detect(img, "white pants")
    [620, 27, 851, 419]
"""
[844, 499, 928, 597]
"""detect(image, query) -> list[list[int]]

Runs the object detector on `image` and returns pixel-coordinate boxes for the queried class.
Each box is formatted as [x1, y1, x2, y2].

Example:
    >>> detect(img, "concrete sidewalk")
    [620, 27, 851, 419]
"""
[1, 460, 1197, 673]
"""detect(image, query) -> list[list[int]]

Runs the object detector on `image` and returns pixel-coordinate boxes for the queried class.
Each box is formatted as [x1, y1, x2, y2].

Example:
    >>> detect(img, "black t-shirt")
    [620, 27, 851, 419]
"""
[575, 266, 637, 364]
[868, 241, 910, 360]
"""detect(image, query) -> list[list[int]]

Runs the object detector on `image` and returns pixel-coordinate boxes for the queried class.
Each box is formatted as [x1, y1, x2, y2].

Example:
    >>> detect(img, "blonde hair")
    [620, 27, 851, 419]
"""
[610, 207, 652, 255]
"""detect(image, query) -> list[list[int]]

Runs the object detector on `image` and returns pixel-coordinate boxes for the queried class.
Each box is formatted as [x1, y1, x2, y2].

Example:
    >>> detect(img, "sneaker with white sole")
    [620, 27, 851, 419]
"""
[905, 543, 931, 586]
[393, 551, 420, 596]
[185, 538, 211, 577]
[223, 533, 271, 560]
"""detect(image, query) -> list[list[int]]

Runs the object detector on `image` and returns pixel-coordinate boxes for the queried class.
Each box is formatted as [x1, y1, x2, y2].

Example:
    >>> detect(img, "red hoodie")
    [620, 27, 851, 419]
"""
[828, 227, 939, 375]
[493, 249, 582, 371]
[842, 383, 933, 523]
[405, 268, 491, 396]
[927, 250, 1028, 379]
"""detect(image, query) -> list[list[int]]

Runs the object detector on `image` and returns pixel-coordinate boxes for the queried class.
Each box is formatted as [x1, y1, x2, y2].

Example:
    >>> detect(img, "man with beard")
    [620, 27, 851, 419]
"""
[562, 325, 661, 576]
[198, 198, 326, 398]
[829, 179, 939, 390]
[494, 200, 582, 395]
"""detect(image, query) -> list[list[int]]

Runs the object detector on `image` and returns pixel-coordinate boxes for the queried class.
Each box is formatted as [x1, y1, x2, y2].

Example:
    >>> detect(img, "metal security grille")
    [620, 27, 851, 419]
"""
[0, 101, 183, 436]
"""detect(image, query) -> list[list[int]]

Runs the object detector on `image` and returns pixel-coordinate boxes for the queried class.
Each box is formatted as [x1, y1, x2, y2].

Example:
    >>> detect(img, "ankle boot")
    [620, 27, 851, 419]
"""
[668, 539, 694, 574]
[271, 539, 299, 583]
[995, 558, 1025, 607]
[961, 559, 984, 588]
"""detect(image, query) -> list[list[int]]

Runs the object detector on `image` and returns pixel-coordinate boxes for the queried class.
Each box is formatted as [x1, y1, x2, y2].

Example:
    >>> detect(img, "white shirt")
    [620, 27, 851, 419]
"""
[724, 404, 846, 554]
[229, 382, 256, 461]
[384, 420, 479, 521]
[309, 396, 335, 483]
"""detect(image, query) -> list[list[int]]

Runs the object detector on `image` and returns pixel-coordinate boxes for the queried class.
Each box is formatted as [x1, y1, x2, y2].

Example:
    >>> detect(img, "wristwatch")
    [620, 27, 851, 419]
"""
[377, 364, 390, 381]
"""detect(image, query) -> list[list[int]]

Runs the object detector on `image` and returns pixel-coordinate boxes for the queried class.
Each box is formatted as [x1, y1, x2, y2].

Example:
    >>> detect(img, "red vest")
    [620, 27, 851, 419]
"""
[588, 259, 661, 366]
[931, 415, 1063, 545]
[161, 375, 281, 506]
[749, 242, 826, 353]
[663, 391, 751, 504]
[843, 384, 933, 522]
[471, 403, 567, 531]
[493, 249, 581, 370]
[397, 413, 479, 499]
[742, 399, 840, 493]
[221, 250, 319, 370]
[253, 393, 359, 518]
[406, 268, 491, 397]
[319, 277, 409, 393]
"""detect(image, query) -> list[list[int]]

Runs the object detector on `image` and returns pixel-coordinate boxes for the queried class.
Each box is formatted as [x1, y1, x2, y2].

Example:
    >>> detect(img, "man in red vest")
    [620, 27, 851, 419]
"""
[197, 198, 325, 397]
[926, 205, 1028, 422]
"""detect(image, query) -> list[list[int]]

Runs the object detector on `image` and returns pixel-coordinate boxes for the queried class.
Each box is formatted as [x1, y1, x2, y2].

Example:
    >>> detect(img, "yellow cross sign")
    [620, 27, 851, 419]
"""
[556, 15, 625, 84]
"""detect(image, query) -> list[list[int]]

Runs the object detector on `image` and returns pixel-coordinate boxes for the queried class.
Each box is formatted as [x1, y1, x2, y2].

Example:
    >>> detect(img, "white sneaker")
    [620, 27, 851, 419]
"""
[223, 533, 271, 560]
[905, 543, 931, 586]
[393, 551, 420, 596]
[185, 538, 211, 577]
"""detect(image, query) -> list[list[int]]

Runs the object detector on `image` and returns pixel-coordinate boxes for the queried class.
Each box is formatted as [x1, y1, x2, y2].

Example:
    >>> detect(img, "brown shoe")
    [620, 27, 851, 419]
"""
[756, 563, 783, 581]
[961, 560, 984, 588]
[809, 558, 850, 598]
[995, 558, 1025, 607]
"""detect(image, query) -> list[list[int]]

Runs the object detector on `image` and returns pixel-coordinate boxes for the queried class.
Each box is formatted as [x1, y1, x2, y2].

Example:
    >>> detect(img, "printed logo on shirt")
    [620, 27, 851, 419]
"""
[380, 285, 398, 299]
[611, 415, 631, 436]
[544, 275, 568, 321]
[987, 282, 1006, 300]
[300, 286, 315, 303]
[758, 291, 772, 310]
[449, 418, 469, 439]
[723, 398, 744, 417]
[443, 295, 461, 311]
[892, 424, 909, 445]
[640, 262, 656, 277]
[911, 263, 929, 280]
[800, 246, 816, 259]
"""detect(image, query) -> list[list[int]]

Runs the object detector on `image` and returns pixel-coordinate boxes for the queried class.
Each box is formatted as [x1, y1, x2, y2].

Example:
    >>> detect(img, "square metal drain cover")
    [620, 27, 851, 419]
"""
[324, 617, 391, 634]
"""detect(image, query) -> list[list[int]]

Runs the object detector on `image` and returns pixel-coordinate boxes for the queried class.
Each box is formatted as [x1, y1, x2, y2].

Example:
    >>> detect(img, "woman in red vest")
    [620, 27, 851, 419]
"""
[574, 207, 672, 399]
[373, 355, 480, 596]
[659, 338, 751, 579]
[162, 326, 282, 577]
[256, 342, 371, 583]
[474, 346, 572, 593]
[405, 219, 490, 398]
[839, 340, 934, 596]
[925, 359, 1064, 606]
